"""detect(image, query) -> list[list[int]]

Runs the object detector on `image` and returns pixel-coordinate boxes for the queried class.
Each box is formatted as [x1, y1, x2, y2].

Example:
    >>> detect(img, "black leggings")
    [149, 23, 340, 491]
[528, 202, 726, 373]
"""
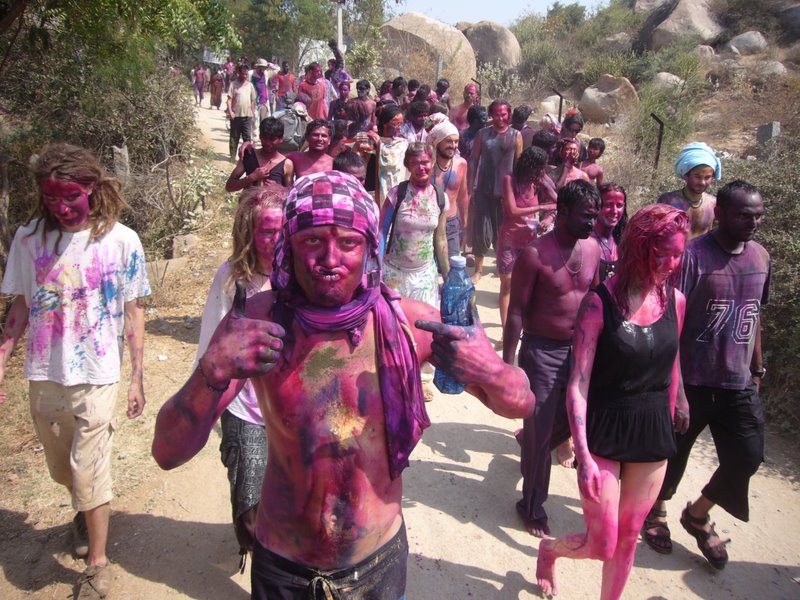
[658, 382, 764, 521]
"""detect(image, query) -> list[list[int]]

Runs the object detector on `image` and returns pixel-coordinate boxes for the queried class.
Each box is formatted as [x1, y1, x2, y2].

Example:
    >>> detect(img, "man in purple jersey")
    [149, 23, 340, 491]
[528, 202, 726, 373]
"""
[643, 180, 770, 570]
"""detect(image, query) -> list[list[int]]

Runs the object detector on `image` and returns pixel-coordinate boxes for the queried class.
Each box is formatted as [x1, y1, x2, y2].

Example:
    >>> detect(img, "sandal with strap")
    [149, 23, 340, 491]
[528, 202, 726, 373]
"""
[642, 508, 672, 554]
[679, 503, 730, 570]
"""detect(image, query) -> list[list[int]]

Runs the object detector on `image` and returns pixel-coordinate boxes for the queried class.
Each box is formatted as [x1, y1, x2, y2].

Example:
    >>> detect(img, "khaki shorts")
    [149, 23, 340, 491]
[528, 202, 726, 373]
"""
[29, 380, 118, 511]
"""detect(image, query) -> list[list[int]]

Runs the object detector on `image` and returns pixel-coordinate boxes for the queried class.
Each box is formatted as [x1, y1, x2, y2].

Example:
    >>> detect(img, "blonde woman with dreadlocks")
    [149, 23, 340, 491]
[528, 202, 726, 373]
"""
[0, 143, 151, 599]
[194, 186, 284, 570]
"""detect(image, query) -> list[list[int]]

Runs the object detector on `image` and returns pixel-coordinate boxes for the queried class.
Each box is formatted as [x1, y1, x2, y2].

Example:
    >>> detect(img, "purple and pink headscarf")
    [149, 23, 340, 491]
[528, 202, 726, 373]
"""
[271, 171, 430, 478]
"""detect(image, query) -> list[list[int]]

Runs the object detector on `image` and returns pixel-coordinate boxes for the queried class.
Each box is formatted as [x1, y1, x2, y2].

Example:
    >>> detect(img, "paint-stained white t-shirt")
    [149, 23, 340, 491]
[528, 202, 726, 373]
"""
[1, 220, 150, 385]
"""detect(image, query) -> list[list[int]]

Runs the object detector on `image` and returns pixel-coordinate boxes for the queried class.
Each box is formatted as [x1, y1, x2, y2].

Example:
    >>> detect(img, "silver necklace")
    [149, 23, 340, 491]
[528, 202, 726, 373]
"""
[559, 239, 583, 276]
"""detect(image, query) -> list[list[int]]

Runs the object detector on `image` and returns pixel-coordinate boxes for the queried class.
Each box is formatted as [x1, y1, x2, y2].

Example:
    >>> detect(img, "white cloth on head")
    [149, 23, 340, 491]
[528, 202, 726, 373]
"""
[674, 141, 722, 180]
[429, 121, 459, 154]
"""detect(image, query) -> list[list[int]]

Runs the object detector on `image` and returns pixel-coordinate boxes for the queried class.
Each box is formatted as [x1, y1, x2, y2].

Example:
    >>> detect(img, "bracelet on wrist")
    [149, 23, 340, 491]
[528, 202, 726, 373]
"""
[197, 363, 230, 394]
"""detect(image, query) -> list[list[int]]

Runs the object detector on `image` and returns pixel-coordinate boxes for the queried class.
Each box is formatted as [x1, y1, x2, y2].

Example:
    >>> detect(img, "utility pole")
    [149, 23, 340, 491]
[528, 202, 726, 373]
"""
[332, 0, 345, 47]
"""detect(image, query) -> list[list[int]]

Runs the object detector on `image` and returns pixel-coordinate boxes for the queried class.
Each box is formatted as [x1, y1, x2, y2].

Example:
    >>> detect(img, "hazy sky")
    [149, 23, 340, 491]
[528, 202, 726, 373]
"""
[395, 0, 604, 27]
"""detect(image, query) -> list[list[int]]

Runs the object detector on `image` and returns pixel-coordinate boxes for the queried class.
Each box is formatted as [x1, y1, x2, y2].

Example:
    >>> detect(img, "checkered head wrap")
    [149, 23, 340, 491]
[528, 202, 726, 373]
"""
[271, 171, 381, 292]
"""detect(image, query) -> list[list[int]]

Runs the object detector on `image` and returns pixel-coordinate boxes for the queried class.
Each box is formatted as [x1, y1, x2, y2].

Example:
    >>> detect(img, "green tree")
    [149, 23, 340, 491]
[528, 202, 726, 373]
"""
[228, 0, 335, 67]
[227, 0, 387, 69]
[546, 1, 586, 33]
[0, 0, 240, 262]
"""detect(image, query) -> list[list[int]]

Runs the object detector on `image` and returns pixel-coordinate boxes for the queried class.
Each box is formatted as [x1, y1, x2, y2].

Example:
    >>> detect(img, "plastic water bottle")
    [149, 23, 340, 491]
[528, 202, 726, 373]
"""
[434, 255, 475, 394]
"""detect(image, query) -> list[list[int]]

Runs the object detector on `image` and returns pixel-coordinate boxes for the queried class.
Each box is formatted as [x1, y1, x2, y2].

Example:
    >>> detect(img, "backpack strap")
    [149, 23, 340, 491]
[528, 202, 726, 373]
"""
[431, 182, 446, 214]
[382, 180, 409, 257]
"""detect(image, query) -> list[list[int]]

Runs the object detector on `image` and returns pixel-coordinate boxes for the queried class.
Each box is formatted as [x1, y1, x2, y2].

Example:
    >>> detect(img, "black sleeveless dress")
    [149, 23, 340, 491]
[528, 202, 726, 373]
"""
[586, 284, 678, 462]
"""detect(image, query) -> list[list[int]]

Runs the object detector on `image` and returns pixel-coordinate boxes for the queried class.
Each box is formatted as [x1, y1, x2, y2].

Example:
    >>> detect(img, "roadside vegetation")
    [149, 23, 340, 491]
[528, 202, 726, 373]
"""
[0, 0, 797, 428]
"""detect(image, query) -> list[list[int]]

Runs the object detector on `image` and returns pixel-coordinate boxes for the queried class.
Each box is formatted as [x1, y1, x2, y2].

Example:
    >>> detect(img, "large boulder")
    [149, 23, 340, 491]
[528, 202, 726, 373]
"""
[723, 31, 768, 55]
[459, 20, 521, 68]
[649, 0, 722, 51]
[759, 61, 788, 76]
[578, 74, 640, 123]
[380, 13, 476, 90]
[652, 71, 685, 91]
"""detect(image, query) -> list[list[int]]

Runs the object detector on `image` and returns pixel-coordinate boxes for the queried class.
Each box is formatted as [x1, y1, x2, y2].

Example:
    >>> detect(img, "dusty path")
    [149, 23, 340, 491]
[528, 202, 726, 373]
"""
[0, 104, 799, 599]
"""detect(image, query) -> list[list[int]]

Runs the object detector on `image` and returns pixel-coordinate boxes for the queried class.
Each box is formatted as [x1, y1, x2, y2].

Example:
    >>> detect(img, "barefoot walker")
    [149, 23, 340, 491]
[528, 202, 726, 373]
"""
[152, 171, 533, 599]
[536, 205, 689, 599]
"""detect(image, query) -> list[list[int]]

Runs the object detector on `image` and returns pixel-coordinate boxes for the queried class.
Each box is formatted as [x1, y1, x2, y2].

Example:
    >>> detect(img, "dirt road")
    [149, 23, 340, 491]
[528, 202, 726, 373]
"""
[0, 104, 798, 599]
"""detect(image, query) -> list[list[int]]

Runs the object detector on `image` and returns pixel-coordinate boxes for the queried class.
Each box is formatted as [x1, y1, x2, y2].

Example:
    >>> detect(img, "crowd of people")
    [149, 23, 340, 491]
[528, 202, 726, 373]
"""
[0, 45, 771, 600]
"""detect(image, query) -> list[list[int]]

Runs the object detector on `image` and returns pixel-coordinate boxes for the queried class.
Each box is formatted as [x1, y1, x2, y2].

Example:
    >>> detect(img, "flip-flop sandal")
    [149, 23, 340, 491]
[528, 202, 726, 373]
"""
[77, 564, 112, 599]
[679, 503, 730, 570]
[641, 508, 672, 554]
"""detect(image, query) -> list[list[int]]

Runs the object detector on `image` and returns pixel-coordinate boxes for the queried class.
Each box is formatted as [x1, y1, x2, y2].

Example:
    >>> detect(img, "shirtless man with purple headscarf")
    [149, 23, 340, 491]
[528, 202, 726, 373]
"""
[152, 172, 534, 599]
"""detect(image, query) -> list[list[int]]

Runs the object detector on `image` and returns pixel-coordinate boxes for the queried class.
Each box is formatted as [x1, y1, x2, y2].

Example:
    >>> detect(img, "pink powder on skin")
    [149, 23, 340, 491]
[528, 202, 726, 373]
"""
[40, 178, 91, 231]
[253, 208, 283, 269]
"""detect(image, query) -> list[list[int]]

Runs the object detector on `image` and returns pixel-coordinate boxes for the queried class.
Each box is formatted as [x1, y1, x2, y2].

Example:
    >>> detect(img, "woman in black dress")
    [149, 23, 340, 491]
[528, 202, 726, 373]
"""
[536, 204, 690, 599]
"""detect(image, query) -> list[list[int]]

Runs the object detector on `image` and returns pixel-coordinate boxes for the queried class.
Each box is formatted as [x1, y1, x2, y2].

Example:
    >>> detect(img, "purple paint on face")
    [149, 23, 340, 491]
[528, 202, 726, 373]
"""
[253, 208, 283, 268]
[290, 225, 368, 307]
[40, 178, 91, 231]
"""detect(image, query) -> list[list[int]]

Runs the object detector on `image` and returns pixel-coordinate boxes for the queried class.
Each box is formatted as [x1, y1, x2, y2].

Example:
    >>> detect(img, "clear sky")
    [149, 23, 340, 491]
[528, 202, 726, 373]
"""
[395, 0, 603, 27]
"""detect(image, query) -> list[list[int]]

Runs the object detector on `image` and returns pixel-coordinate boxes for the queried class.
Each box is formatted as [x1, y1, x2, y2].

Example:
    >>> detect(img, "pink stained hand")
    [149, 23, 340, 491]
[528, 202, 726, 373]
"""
[577, 456, 602, 503]
[199, 281, 286, 386]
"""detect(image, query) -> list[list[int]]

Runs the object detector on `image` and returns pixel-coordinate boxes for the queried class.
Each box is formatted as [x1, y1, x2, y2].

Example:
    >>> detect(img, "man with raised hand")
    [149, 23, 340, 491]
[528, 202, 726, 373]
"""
[153, 172, 534, 599]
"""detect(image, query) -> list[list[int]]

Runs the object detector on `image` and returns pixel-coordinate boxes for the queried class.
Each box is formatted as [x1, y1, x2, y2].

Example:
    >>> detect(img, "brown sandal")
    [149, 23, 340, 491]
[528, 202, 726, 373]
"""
[679, 503, 730, 570]
[642, 508, 672, 554]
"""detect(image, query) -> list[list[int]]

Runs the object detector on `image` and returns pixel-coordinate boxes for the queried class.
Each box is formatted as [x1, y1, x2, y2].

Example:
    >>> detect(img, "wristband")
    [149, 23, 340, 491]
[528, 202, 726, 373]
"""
[750, 367, 766, 379]
[198, 363, 230, 393]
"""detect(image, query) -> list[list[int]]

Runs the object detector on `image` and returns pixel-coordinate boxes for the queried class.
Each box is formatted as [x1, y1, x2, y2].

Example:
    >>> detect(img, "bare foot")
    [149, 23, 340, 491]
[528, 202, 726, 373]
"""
[471, 271, 482, 285]
[556, 439, 575, 469]
[527, 521, 551, 538]
[516, 502, 551, 537]
[493, 338, 504, 350]
[536, 538, 558, 596]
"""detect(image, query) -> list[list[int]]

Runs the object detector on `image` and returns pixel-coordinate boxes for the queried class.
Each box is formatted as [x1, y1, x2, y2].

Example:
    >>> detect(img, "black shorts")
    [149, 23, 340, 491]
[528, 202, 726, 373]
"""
[251, 523, 408, 600]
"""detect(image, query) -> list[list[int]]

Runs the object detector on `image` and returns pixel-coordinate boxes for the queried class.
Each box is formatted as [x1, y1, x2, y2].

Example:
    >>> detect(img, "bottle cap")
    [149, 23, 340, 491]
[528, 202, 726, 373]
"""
[450, 256, 466, 268]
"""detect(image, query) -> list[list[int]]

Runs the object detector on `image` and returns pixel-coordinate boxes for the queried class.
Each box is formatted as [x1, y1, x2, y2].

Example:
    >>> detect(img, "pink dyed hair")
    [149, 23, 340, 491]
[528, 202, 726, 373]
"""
[613, 203, 690, 317]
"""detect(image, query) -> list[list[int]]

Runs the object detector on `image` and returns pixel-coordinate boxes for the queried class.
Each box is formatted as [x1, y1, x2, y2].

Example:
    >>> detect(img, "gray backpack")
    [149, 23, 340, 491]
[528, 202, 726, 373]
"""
[277, 110, 306, 152]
